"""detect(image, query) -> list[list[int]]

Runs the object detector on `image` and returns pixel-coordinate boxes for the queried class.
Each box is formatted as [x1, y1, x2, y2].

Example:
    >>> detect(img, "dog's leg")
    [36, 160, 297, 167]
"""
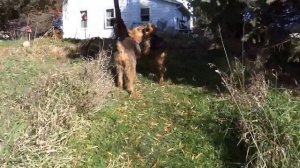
[155, 52, 167, 85]
[158, 65, 166, 85]
[114, 49, 126, 89]
[116, 64, 124, 89]
[124, 60, 136, 94]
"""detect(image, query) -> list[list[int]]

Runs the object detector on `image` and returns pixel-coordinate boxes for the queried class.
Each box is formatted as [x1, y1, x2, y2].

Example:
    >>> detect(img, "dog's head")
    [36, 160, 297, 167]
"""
[143, 23, 156, 38]
[128, 25, 145, 43]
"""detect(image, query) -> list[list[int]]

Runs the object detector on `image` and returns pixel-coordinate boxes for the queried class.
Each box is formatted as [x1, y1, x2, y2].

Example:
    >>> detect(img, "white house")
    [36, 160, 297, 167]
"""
[62, 0, 193, 39]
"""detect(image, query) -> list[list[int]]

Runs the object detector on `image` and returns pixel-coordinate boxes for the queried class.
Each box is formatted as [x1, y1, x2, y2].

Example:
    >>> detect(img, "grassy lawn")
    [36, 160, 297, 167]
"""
[68, 36, 231, 167]
[0, 51, 60, 164]
[0, 40, 24, 47]
[1, 38, 299, 167]
[0, 39, 84, 167]
[0, 39, 228, 167]
[70, 77, 227, 167]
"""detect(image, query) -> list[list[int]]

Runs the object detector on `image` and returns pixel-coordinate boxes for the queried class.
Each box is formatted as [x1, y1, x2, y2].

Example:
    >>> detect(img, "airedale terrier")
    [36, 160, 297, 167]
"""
[114, 25, 145, 93]
[141, 23, 168, 85]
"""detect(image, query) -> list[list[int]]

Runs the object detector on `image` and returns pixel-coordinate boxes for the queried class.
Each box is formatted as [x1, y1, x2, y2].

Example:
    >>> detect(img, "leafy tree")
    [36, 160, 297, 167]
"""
[190, 0, 300, 63]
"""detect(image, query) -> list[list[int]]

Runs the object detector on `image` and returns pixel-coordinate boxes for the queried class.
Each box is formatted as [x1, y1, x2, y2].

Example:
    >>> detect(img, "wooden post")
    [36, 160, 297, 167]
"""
[27, 14, 30, 41]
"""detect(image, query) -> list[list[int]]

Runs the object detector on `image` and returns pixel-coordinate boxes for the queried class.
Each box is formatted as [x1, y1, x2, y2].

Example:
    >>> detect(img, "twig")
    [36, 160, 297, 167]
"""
[242, 21, 246, 65]
[263, 39, 292, 50]
[218, 25, 232, 73]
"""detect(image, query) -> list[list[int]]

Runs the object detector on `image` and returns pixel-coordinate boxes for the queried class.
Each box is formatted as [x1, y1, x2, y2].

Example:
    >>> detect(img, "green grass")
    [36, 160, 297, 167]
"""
[0, 51, 225, 167]
[0, 40, 24, 47]
[69, 77, 227, 167]
[1, 38, 300, 167]
[0, 39, 83, 166]
[0, 54, 60, 161]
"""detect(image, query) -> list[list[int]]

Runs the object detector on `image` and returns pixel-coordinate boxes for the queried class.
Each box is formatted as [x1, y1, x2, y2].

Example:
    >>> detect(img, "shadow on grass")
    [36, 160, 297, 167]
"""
[137, 35, 231, 92]
[63, 38, 115, 60]
[63, 35, 233, 93]
[166, 48, 226, 91]
[193, 114, 249, 168]
[161, 92, 249, 168]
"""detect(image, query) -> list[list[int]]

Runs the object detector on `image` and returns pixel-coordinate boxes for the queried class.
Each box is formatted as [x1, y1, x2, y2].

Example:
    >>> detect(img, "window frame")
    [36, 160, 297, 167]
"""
[105, 8, 115, 29]
[140, 7, 150, 22]
[80, 10, 88, 28]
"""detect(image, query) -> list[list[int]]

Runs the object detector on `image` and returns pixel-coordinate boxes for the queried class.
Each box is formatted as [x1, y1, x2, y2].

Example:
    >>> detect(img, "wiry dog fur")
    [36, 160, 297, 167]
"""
[141, 23, 168, 85]
[114, 25, 144, 93]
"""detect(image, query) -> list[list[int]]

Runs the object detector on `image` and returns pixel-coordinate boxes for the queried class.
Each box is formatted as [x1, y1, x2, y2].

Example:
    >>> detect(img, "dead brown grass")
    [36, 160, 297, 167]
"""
[0, 38, 77, 62]
[0, 48, 8, 57]
[1, 52, 114, 167]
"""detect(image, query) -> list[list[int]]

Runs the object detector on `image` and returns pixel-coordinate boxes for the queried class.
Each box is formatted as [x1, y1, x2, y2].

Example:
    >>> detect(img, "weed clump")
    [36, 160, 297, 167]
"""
[215, 59, 300, 167]
[2, 54, 113, 167]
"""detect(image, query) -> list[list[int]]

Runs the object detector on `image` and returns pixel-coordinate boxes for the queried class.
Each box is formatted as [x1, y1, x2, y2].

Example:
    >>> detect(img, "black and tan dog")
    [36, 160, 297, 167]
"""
[141, 23, 168, 85]
[114, 25, 145, 93]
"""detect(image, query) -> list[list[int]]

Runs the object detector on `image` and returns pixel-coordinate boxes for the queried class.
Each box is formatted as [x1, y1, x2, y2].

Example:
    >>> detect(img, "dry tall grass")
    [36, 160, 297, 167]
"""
[214, 27, 300, 167]
[1, 53, 113, 167]
[215, 58, 300, 167]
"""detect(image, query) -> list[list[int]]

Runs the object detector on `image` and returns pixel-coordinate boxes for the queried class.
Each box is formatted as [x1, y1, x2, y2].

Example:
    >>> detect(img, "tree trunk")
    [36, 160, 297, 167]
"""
[113, 0, 128, 39]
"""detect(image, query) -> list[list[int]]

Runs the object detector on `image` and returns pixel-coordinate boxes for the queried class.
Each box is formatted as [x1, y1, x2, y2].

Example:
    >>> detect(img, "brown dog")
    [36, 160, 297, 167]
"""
[141, 23, 168, 85]
[114, 25, 145, 93]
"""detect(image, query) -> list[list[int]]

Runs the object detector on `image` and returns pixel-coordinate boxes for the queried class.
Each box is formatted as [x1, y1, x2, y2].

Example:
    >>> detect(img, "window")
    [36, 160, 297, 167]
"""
[80, 10, 88, 28]
[177, 17, 188, 30]
[141, 8, 150, 22]
[105, 9, 115, 28]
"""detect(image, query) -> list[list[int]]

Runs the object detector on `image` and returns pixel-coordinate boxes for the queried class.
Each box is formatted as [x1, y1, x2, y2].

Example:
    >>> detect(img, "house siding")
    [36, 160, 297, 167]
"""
[63, 0, 115, 39]
[63, 0, 190, 39]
